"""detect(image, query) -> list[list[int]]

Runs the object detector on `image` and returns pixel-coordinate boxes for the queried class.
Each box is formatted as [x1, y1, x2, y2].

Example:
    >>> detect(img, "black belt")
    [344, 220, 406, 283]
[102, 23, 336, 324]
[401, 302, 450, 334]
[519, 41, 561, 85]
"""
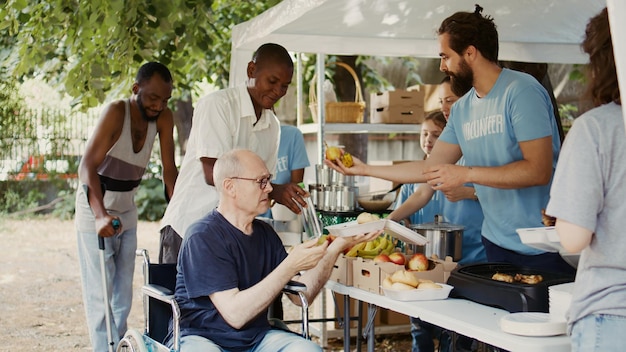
[98, 175, 141, 192]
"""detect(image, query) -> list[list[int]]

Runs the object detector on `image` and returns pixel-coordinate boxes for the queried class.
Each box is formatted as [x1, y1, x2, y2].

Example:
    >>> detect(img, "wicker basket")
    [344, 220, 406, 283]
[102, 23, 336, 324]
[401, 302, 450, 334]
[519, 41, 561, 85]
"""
[309, 62, 365, 123]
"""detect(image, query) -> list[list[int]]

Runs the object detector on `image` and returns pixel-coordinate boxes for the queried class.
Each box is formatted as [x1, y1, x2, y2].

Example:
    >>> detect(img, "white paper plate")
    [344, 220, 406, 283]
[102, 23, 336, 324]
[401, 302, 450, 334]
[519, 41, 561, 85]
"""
[500, 312, 566, 336]
[325, 219, 428, 245]
[382, 283, 453, 301]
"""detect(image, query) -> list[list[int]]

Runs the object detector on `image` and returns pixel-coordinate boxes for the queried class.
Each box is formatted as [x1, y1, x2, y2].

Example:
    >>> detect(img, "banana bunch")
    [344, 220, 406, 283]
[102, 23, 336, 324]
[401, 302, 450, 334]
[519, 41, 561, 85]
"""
[345, 234, 396, 258]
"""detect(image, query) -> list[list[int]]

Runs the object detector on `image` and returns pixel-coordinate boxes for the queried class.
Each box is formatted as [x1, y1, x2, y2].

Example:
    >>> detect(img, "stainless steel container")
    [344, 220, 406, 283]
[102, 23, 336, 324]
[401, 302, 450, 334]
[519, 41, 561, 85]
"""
[308, 184, 324, 209]
[330, 169, 355, 186]
[334, 185, 358, 212]
[322, 186, 336, 211]
[312, 164, 357, 211]
[322, 185, 358, 212]
[315, 164, 354, 186]
[315, 164, 332, 185]
[410, 215, 464, 261]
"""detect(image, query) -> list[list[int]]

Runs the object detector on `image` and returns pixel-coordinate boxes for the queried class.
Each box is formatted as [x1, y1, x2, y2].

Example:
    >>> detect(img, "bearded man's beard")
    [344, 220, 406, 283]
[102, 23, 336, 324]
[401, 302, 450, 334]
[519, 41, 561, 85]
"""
[448, 59, 474, 97]
[137, 94, 161, 122]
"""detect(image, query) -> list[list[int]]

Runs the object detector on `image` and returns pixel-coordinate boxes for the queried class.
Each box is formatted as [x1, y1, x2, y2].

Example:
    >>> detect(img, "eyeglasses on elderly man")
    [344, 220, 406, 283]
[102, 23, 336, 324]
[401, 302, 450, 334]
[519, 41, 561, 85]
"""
[229, 174, 273, 190]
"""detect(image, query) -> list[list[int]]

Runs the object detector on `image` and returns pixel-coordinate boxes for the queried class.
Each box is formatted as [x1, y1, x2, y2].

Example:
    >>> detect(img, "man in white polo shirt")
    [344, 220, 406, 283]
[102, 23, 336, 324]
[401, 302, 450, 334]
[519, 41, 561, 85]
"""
[159, 43, 307, 264]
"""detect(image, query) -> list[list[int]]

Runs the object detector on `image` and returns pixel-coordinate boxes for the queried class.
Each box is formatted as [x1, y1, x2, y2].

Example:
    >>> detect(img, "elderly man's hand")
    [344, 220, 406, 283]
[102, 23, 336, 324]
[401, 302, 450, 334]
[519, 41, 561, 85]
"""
[286, 239, 330, 272]
[269, 183, 308, 214]
[330, 230, 383, 253]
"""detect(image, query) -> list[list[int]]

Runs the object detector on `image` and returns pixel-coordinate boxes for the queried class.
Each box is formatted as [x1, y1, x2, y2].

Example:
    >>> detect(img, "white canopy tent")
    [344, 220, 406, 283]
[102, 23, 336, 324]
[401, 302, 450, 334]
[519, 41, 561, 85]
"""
[230, 0, 626, 125]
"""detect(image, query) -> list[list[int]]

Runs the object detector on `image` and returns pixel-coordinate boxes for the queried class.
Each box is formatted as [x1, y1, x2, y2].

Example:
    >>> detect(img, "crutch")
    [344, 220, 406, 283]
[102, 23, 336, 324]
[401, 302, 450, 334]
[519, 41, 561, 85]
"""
[84, 183, 118, 352]
[99, 218, 120, 352]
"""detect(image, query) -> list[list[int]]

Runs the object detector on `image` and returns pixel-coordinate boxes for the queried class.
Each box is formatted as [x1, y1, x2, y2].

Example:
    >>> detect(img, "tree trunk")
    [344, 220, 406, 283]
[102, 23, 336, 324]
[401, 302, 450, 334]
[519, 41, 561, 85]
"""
[172, 96, 193, 157]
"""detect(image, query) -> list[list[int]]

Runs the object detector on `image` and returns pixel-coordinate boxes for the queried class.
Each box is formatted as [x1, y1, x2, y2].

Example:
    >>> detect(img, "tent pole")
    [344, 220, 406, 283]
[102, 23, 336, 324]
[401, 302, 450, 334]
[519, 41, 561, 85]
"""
[297, 53, 303, 126]
[316, 53, 326, 164]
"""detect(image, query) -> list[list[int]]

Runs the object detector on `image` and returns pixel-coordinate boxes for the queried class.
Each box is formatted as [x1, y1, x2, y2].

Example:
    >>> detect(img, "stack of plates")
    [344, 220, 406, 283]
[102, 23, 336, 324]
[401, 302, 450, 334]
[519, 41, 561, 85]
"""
[549, 282, 574, 322]
[500, 312, 566, 336]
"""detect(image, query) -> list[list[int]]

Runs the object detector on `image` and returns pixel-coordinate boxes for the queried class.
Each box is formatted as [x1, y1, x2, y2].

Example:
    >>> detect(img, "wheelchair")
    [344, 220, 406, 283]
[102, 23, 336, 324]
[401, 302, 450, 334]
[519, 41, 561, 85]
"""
[117, 249, 311, 352]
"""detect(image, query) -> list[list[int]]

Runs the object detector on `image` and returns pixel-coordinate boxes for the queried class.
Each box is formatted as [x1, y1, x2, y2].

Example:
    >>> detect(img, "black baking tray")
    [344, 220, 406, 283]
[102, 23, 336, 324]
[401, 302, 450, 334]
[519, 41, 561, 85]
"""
[447, 263, 574, 313]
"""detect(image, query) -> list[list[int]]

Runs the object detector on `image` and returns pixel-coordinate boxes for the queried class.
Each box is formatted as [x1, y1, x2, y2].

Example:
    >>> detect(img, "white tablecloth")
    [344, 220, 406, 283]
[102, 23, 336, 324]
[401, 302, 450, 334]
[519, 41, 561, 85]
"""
[325, 281, 571, 352]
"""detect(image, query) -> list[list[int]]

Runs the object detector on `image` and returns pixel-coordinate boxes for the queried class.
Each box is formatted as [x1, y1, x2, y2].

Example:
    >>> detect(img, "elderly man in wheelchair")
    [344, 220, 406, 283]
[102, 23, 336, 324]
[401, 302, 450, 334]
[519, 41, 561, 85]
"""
[119, 149, 380, 352]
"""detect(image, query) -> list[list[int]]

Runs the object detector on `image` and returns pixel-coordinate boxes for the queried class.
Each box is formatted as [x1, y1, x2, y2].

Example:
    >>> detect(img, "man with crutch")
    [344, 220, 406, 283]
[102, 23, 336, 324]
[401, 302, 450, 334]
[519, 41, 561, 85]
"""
[75, 62, 177, 351]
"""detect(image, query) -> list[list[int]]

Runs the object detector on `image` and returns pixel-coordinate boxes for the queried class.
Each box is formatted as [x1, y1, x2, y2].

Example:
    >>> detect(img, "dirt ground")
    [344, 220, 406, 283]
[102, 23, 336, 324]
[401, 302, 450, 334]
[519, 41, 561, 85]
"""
[0, 216, 411, 352]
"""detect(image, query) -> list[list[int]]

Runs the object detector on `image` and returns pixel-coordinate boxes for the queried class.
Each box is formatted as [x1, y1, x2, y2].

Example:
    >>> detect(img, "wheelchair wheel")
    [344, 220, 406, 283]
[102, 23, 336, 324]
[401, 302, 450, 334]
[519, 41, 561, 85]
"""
[116, 329, 149, 352]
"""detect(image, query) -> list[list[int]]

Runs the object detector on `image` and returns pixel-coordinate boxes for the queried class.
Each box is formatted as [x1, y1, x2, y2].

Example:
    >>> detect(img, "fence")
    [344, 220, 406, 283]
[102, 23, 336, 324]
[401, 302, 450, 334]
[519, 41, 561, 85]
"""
[0, 108, 100, 180]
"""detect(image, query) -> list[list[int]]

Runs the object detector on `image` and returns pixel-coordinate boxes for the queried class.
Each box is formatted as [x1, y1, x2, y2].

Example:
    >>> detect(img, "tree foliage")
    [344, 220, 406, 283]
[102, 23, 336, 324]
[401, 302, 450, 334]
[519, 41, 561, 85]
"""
[0, 0, 281, 109]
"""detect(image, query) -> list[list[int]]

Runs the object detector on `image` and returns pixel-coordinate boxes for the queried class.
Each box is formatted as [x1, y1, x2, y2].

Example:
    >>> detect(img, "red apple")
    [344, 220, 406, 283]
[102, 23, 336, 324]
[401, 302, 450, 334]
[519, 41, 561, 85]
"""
[388, 252, 406, 266]
[373, 253, 391, 263]
[406, 253, 429, 271]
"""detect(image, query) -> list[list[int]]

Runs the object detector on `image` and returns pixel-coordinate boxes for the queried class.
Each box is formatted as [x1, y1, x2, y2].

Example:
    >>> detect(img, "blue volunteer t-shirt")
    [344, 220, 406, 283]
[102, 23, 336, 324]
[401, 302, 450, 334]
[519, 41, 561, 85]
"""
[260, 125, 311, 218]
[175, 210, 288, 351]
[442, 158, 486, 265]
[438, 68, 560, 255]
[395, 183, 443, 225]
[274, 125, 310, 185]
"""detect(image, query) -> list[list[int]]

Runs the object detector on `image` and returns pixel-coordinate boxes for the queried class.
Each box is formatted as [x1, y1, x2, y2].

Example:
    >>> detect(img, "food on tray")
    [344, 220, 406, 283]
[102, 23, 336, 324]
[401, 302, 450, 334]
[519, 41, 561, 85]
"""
[391, 282, 416, 290]
[386, 269, 443, 290]
[541, 209, 556, 227]
[356, 212, 380, 224]
[515, 273, 544, 284]
[391, 269, 419, 287]
[382, 276, 394, 289]
[492, 272, 515, 283]
[418, 282, 443, 289]
[491, 272, 544, 284]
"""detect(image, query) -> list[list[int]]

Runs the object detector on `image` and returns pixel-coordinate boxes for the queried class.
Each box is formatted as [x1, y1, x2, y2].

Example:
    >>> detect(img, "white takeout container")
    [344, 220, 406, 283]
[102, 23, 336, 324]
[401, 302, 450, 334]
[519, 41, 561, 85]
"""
[516, 227, 561, 252]
[382, 283, 453, 301]
[516, 227, 580, 268]
[325, 219, 428, 246]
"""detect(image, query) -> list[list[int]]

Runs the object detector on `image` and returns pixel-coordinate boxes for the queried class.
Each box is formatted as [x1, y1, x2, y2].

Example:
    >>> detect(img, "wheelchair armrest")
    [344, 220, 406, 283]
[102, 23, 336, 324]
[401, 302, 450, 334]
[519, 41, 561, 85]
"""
[142, 284, 181, 351]
[142, 284, 174, 302]
[283, 280, 307, 295]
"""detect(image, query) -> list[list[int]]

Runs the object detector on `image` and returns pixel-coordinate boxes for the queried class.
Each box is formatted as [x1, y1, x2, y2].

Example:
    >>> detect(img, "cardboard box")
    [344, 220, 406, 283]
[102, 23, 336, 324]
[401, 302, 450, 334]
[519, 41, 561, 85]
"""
[352, 257, 405, 294]
[370, 89, 425, 124]
[370, 106, 424, 124]
[352, 256, 458, 295]
[381, 309, 411, 326]
[370, 89, 424, 109]
[407, 83, 443, 113]
[329, 255, 356, 286]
